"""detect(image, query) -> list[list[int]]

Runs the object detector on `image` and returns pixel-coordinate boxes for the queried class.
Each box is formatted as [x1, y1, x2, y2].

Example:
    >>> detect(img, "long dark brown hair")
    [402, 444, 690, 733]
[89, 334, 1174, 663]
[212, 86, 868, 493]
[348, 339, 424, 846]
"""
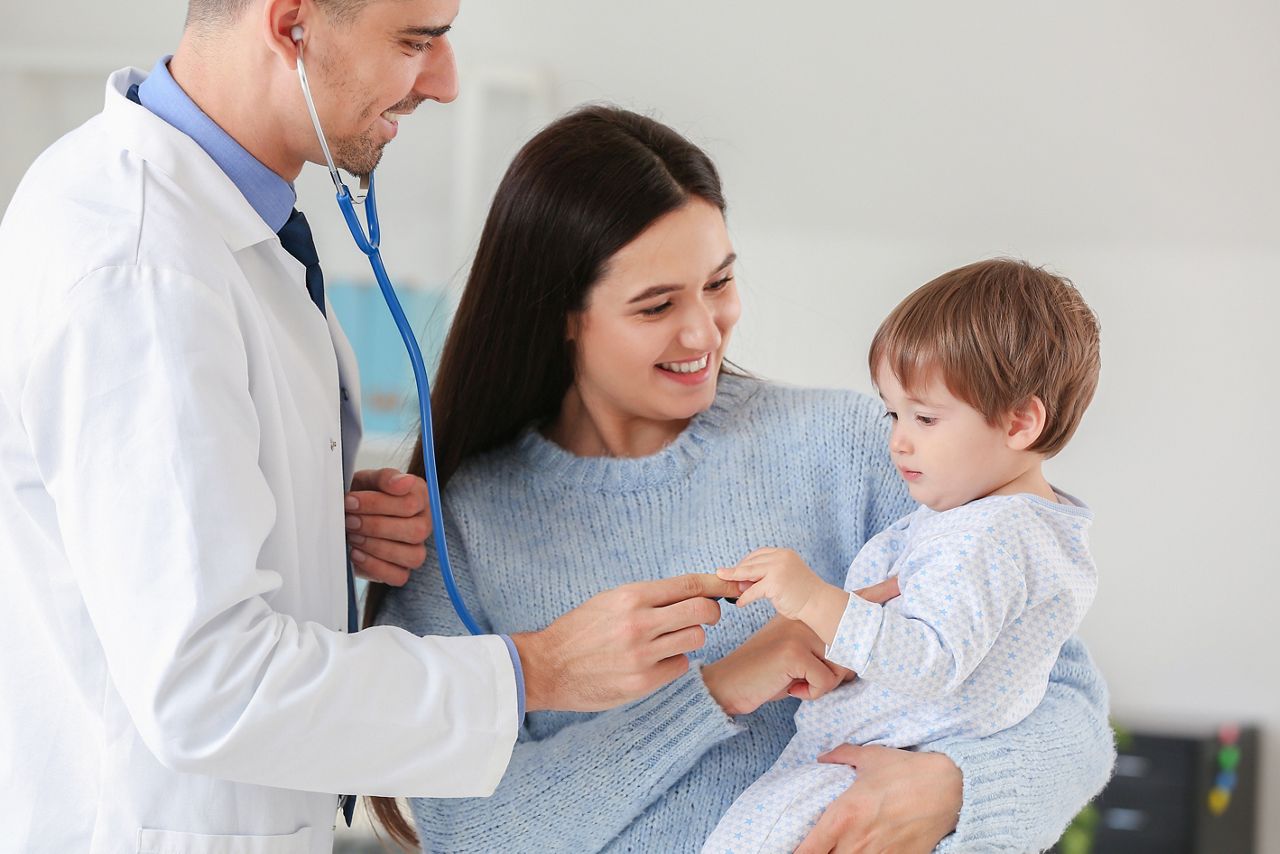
[364, 104, 726, 848]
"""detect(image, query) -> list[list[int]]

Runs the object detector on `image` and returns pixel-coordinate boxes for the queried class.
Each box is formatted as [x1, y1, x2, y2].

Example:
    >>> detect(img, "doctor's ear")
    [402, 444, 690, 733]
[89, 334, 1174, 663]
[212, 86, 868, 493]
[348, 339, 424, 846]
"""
[262, 0, 308, 67]
[1003, 396, 1048, 452]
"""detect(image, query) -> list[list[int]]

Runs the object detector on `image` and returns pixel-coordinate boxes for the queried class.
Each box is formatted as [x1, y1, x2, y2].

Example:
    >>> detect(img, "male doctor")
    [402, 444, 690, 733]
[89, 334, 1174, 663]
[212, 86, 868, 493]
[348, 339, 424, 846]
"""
[0, 0, 738, 850]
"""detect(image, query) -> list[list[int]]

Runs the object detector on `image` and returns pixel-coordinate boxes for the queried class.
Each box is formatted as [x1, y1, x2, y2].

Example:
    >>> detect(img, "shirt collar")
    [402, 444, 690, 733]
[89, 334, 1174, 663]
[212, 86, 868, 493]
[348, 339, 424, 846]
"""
[136, 56, 295, 232]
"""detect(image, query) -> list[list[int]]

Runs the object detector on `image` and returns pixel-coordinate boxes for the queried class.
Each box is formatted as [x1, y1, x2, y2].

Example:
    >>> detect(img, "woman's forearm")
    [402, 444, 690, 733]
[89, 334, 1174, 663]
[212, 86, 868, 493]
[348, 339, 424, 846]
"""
[923, 636, 1115, 852]
[410, 665, 742, 853]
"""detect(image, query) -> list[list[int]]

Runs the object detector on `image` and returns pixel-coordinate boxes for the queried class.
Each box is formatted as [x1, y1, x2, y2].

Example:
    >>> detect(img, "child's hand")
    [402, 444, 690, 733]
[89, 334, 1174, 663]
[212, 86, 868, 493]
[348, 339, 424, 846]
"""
[717, 548, 828, 622]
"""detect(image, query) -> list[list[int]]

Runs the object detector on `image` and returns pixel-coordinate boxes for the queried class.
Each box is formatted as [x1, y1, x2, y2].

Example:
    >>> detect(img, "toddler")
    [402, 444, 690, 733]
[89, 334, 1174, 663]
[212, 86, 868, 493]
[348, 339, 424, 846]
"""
[703, 259, 1102, 853]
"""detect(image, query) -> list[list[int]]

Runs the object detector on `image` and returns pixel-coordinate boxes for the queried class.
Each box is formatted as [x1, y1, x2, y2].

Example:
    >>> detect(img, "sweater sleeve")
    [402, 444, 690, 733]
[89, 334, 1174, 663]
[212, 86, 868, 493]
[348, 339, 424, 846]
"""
[378, 514, 745, 853]
[923, 636, 1115, 853]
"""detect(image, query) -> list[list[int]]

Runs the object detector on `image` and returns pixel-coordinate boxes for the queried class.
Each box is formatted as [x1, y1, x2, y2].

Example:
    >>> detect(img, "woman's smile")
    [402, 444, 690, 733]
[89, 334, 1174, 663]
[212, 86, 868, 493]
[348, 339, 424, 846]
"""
[656, 352, 714, 384]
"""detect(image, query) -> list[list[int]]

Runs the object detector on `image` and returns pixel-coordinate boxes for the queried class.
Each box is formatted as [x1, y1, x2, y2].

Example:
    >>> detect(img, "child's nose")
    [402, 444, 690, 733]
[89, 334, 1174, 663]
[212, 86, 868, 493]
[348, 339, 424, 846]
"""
[889, 426, 911, 454]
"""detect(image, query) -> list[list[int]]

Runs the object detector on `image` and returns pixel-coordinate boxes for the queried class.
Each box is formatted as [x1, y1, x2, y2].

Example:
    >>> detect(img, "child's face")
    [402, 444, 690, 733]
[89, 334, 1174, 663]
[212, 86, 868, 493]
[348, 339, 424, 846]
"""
[874, 361, 1030, 512]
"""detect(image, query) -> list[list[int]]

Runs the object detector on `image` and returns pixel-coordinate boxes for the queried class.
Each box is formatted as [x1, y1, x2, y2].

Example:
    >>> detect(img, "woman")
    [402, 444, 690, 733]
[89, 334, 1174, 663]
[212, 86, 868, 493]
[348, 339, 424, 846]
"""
[364, 106, 1114, 852]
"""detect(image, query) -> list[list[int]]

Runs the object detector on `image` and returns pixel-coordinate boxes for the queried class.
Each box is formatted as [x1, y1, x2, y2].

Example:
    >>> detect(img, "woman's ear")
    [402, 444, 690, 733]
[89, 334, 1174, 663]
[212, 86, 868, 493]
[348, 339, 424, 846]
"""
[1005, 396, 1047, 451]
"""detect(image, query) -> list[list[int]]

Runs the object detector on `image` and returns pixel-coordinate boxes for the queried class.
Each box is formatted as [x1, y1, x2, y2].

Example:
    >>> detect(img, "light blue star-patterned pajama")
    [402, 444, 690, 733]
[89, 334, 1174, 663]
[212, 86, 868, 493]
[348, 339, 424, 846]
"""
[703, 490, 1098, 854]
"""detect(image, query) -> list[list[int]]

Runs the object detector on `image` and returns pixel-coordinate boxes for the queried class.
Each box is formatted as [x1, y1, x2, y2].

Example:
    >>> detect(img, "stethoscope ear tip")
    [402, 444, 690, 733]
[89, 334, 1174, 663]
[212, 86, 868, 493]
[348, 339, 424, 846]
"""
[290, 25, 303, 44]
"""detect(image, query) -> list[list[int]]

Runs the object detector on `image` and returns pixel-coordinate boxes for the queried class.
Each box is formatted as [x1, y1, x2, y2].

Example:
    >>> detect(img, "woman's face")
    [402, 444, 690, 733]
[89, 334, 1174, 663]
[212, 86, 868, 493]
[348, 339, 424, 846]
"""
[568, 198, 741, 436]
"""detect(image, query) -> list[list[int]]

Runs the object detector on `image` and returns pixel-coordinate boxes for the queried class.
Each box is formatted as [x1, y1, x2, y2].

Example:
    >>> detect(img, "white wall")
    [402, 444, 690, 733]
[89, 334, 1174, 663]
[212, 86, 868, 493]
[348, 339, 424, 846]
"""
[4, 1, 1277, 849]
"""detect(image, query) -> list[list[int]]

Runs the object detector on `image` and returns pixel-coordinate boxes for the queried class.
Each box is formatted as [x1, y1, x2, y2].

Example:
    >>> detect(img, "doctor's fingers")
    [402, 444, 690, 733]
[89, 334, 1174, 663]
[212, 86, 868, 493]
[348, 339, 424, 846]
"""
[649, 595, 723, 637]
[345, 510, 432, 545]
[350, 549, 412, 587]
[648, 623, 709, 661]
[627, 572, 740, 607]
[347, 533, 427, 575]
[345, 483, 428, 518]
[350, 467, 423, 497]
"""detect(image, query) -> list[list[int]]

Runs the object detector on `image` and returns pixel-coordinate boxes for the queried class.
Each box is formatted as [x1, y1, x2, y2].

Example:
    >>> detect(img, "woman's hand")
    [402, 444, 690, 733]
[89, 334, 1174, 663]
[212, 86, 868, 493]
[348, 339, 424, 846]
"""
[512, 573, 740, 713]
[702, 615, 849, 716]
[702, 577, 901, 716]
[795, 745, 962, 854]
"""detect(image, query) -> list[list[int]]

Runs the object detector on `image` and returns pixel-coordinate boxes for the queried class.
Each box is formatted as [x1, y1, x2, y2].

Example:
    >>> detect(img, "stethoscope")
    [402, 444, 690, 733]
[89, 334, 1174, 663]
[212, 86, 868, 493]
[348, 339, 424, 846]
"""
[291, 25, 483, 635]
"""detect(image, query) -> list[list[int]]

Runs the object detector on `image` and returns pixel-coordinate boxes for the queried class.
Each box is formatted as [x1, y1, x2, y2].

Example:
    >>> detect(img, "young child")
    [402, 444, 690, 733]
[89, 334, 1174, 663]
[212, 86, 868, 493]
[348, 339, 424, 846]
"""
[702, 259, 1102, 854]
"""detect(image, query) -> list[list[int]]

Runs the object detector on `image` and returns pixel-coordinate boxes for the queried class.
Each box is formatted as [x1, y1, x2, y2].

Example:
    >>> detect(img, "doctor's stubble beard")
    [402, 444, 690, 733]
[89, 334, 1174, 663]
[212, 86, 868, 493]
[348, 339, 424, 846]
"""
[331, 91, 425, 177]
[312, 48, 425, 177]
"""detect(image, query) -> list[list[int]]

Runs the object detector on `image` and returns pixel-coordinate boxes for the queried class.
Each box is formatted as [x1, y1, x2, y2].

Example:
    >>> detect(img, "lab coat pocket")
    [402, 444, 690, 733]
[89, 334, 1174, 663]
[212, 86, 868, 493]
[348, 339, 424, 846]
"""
[137, 826, 313, 854]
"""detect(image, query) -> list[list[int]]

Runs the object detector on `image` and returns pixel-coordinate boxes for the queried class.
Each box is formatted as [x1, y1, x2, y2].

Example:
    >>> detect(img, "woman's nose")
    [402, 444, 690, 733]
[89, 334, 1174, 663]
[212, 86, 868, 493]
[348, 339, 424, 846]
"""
[678, 303, 722, 352]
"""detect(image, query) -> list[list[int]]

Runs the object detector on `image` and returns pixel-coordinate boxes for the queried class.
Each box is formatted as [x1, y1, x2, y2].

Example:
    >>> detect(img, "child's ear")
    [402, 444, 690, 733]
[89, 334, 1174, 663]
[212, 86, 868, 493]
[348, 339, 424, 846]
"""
[1005, 396, 1047, 451]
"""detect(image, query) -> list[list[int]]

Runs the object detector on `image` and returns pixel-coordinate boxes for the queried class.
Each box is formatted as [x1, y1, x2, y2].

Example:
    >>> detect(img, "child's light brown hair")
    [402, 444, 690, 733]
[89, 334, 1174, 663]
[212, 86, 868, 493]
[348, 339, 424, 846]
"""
[868, 258, 1100, 457]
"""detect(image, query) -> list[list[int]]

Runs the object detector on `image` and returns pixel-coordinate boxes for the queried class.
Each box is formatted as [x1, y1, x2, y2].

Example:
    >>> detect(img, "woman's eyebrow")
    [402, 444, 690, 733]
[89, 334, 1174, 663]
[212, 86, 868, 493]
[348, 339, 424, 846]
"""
[628, 284, 682, 304]
[626, 254, 738, 304]
[712, 252, 738, 274]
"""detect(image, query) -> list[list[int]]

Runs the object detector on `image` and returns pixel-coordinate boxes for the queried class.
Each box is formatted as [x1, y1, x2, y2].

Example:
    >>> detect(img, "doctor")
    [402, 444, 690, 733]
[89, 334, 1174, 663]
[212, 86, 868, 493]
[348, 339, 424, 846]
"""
[0, 0, 739, 851]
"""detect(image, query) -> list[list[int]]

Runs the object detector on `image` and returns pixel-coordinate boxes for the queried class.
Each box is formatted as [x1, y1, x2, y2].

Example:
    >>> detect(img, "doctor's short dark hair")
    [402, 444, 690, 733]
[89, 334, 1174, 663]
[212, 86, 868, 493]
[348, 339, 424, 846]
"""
[186, 0, 369, 29]
[868, 258, 1101, 458]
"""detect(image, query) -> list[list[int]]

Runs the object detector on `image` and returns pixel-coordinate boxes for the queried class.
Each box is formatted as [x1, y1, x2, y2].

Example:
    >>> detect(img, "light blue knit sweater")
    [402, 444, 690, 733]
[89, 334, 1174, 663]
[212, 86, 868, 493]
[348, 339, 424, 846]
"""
[379, 375, 1115, 853]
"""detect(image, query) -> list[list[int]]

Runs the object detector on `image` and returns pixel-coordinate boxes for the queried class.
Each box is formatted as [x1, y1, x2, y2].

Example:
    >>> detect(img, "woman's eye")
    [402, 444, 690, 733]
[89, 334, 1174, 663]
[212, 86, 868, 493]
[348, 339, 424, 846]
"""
[916, 415, 937, 426]
[640, 302, 673, 317]
[705, 275, 734, 292]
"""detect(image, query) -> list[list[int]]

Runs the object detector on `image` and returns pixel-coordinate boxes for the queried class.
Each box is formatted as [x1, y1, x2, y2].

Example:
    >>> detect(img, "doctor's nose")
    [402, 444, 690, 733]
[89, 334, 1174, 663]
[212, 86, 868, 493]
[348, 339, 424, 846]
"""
[416, 36, 458, 105]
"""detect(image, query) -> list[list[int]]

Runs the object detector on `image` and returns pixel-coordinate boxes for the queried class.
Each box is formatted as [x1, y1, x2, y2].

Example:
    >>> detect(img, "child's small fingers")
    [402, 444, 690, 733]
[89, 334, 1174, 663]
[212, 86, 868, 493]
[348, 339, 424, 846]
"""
[736, 584, 767, 609]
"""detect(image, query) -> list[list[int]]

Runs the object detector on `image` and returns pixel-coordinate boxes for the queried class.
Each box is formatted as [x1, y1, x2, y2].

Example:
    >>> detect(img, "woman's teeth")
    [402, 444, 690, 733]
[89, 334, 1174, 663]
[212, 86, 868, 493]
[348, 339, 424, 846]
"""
[658, 354, 710, 374]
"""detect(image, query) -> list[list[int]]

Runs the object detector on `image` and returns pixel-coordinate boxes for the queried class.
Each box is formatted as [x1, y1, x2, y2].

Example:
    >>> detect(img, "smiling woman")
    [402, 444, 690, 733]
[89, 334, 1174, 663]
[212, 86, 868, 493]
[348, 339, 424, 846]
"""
[365, 105, 1114, 852]
[549, 199, 742, 457]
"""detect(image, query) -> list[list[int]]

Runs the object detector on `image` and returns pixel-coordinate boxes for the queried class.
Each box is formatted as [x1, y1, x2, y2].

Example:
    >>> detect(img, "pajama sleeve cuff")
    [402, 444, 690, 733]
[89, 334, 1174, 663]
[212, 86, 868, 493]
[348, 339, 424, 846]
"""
[824, 593, 884, 673]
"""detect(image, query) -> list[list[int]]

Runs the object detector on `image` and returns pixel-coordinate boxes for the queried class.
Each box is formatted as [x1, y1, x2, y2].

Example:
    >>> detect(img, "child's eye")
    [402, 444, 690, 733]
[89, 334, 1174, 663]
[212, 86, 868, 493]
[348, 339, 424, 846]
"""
[883, 410, 898, 421]
[916, 415, 937, 426]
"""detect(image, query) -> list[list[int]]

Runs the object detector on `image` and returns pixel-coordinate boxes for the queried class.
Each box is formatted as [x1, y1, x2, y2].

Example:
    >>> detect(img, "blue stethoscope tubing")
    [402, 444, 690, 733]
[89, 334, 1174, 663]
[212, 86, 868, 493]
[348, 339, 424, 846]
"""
[294, 29, 483, 636]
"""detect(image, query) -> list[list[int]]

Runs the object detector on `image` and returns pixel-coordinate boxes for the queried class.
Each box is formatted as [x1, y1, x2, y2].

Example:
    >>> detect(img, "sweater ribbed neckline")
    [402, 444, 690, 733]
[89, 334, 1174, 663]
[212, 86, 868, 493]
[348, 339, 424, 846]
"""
[509, 373, 760, 492]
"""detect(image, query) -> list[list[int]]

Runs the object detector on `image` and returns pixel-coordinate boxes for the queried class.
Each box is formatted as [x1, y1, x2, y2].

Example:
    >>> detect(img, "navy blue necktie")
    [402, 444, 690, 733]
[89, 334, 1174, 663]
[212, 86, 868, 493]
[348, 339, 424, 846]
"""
[276, 214, 360, 826]
[277, 209, 327, 318]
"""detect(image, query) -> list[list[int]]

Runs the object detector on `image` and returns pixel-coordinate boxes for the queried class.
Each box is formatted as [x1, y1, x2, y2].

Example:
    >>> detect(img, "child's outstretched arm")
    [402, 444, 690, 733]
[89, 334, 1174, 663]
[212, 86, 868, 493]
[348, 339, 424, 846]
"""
[717, 548, 851, 643]
[829, 532, 1028, 700]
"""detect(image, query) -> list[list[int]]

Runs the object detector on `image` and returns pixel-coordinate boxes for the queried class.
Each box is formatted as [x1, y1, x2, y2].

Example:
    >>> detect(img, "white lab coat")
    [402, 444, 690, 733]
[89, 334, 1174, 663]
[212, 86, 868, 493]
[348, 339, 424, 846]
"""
[0, 68, 518, 854]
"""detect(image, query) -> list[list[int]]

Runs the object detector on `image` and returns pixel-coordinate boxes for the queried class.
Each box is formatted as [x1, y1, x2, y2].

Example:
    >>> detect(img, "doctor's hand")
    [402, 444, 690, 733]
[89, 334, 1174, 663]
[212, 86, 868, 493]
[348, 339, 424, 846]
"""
[511, 573, 740, 713]
[345, 468, 431, 586]
[795, 744, 962, 854]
